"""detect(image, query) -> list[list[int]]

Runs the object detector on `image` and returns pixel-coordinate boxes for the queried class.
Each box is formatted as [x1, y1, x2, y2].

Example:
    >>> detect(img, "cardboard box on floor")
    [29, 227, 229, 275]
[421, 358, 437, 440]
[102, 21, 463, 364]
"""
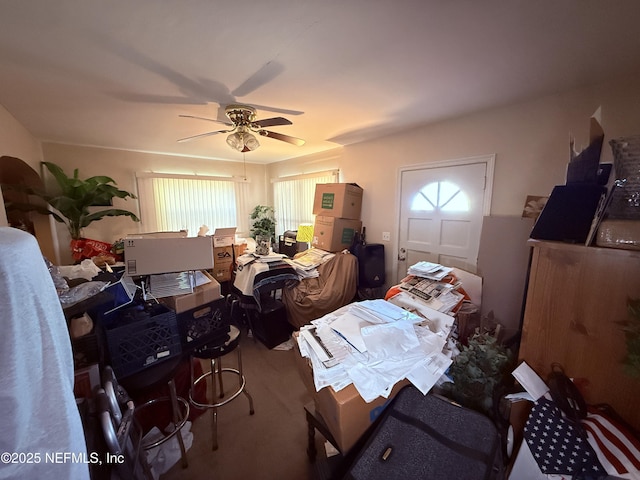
[313, 183, 363, 219]
[294, 333, 409, 452]
[160, 270, 221, 313]
[312, 216, 362, 252]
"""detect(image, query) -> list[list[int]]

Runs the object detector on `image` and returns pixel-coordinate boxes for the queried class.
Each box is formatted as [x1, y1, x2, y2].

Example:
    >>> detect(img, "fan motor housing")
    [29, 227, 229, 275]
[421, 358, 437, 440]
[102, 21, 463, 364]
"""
[225, 104, 256, 126]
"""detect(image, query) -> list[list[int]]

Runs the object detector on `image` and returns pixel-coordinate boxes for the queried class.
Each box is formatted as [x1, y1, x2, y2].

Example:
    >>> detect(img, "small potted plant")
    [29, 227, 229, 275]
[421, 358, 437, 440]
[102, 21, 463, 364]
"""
[3, 161, 139, 260]
[249, 205, 276, 255]
[441, 331, 513, 415]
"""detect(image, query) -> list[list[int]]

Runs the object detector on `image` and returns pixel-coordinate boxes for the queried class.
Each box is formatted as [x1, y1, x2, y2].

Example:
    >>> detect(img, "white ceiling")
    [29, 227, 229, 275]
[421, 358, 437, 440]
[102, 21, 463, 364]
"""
[2, 1, 640, 164]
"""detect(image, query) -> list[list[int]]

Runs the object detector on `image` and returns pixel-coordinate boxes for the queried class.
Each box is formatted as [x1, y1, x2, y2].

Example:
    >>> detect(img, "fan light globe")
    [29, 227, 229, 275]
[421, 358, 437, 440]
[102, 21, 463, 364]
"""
[226, 132, 243, 151]
[243, 133, 260, 151]
[226, 131, 260, 152]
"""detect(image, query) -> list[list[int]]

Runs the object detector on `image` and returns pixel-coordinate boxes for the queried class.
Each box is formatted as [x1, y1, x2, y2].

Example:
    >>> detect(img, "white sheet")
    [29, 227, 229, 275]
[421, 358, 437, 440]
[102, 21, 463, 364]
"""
[0, 228, 90, 479]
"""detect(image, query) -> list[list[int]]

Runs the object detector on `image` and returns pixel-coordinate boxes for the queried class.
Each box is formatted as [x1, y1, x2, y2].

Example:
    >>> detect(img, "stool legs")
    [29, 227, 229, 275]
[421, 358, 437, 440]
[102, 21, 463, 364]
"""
[130, 378, 190, 470]
[190, 344, 255, 451]
[168, 379, 189, 468]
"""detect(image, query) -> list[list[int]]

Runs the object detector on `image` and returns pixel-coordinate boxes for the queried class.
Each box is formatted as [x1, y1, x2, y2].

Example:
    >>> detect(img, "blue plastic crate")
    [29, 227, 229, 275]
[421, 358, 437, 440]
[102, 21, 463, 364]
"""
[176, 297, 230, 352]
[103, 304, 181, 379]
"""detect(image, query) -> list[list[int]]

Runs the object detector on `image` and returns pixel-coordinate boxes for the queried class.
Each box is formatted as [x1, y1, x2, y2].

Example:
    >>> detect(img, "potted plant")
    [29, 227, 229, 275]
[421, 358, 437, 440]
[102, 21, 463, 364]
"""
[3, 161, 139, 259]
[249, 205, 276, 255]
[441, 331, 513, 415]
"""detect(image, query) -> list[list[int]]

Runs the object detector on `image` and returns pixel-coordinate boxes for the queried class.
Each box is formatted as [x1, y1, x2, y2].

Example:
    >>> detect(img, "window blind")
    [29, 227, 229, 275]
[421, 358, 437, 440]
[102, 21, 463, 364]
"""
[272, 170, 338, 235]
[136, 173, 244, 236]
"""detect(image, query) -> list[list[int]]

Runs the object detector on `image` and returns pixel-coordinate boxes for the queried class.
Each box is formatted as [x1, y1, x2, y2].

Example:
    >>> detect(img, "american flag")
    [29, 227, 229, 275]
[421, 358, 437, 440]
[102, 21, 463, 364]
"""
[582, 406, 640, 479]
[524, 398, 640, 480]
[524, 399, 605, 477]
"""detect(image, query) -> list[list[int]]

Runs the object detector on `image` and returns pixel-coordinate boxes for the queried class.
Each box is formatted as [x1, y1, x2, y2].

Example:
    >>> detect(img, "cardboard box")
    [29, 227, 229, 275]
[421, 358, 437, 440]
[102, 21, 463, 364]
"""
[210, 228, 237, 282]
[313, 183, 363, 219]
[212, 245, 233, 282]
[212, 243, 246, 282]
[212, 227, 236, 247]
[160, 270, 221, 313]
[124, 236, 214, 275]
[294, 334, 409, 452]
[312, 216, 362, 252]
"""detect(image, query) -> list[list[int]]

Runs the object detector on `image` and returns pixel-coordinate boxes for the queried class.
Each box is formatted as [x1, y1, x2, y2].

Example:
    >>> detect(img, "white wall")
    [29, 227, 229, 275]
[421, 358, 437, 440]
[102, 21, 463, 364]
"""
[0, 105, 59, 260]
[0, 104, 44, 226]
[267, 72, 640, 334]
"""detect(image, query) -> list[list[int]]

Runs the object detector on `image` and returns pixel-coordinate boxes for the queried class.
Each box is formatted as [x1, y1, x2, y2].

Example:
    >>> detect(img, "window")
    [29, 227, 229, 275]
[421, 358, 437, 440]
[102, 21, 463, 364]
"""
[272, 170, 339, 235]
[136, 173, 247, 236]
[411, 181, 469, 212]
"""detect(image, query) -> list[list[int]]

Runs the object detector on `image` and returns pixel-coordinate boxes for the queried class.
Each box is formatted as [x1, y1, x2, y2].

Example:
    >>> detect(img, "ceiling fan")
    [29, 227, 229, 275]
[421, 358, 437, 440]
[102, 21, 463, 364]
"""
[177, 104, 305, 152]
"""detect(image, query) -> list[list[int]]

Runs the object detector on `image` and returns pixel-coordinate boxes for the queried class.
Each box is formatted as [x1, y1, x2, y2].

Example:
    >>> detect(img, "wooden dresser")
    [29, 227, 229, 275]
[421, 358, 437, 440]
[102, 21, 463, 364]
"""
[519, 240, 640, 431]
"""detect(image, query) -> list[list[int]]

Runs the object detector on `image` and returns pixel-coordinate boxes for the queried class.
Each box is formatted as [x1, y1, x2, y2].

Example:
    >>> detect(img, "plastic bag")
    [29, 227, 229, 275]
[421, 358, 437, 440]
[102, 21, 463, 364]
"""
[58, 281, 108, 306]
[44, 256, 69, 295]
[58, 259, 102, 281]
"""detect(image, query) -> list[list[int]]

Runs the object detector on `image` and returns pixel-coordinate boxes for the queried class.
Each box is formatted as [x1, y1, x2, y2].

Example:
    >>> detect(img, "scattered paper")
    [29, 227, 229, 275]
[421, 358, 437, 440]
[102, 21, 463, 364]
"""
[512, 361, 549, 401]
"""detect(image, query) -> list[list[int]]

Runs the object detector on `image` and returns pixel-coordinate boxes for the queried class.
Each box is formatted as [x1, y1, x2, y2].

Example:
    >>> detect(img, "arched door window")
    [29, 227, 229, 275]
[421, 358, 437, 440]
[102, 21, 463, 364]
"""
[410, 181, 469, 212]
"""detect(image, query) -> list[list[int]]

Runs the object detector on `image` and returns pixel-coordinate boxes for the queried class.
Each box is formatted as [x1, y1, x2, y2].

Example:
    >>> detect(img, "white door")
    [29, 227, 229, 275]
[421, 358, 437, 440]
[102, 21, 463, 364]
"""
[397, 156, 493, 281]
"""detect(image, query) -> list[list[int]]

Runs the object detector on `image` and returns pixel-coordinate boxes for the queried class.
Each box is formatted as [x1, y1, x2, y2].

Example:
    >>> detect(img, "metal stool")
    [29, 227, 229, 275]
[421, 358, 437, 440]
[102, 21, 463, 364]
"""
[189, 324, 255, 450]
[118, 356, 191, 469]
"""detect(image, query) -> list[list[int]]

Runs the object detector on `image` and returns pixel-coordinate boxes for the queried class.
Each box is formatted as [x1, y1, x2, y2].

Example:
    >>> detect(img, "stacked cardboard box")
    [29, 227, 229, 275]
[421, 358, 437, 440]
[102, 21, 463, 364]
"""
[210, 227, 246, 282]
[312, 183, 363, 252]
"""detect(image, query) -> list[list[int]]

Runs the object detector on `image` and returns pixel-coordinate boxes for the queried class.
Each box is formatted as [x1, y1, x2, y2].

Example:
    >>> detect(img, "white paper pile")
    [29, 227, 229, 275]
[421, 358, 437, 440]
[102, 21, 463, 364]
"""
[398, 261, 465, 314]
[407, 261, 453, 280]
[297, 299, 455, 402]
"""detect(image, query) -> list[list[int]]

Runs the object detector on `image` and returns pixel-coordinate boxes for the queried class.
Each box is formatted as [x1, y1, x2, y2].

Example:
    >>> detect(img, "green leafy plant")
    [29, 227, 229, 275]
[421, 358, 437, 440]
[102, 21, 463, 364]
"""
[3, 161, 139, 240]
[621, 298, 640, 378]
[249, 205, 276, 241]
[442, 332, 513, 415]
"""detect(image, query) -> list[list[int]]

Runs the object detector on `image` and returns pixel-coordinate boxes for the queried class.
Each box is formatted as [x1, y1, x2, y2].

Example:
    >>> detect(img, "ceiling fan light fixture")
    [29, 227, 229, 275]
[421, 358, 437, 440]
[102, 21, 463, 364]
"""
[243, 132, 260, 151]
[226, 132, 243, 151]
[226, 130, 260, 152]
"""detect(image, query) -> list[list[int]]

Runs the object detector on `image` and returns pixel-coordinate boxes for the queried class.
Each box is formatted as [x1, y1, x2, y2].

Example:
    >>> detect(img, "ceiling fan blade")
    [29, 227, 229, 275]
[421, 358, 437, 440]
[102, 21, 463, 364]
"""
[250, 103, 304, 116]
[179, 114, 233, 127]
[177, 129, 232, 143]
[259, 130, 305, 146]
[254, 117, 293, 128]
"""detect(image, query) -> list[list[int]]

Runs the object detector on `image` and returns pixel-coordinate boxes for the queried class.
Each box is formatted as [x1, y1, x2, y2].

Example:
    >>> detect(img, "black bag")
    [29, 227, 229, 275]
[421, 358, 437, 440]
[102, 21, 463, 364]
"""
[342, 385, 505, 480]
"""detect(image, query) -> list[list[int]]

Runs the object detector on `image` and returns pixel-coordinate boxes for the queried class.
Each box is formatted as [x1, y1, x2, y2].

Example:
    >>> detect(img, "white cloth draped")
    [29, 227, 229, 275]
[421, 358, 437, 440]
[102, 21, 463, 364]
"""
[0, 228, 89, 479]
